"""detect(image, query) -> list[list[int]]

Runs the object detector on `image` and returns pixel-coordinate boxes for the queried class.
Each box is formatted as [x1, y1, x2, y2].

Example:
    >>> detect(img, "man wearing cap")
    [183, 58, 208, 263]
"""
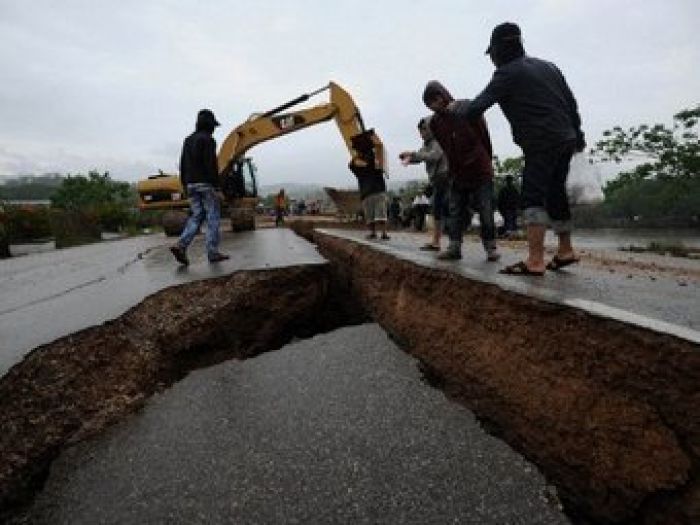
[170, 109, 230, 265]
[448, 22, 585, 276]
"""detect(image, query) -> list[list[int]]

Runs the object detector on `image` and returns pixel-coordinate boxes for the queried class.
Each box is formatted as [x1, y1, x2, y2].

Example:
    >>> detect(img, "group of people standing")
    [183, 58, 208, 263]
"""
[396, 21, 585, 275]
[171, 21, 584, 277]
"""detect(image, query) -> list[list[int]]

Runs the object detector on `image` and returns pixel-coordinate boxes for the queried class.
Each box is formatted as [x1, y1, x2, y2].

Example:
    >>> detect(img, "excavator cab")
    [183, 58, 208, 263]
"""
[222, 157, 258, 231]
[222, 157, 258, 200]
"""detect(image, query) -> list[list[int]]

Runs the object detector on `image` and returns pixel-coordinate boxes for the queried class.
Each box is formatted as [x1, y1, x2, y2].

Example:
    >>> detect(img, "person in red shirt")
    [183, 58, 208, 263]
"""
[422, 81, 500, 262]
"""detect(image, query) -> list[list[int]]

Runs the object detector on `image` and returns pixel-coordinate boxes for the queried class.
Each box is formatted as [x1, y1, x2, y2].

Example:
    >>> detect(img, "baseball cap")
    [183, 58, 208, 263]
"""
[485, 22, 522, 54]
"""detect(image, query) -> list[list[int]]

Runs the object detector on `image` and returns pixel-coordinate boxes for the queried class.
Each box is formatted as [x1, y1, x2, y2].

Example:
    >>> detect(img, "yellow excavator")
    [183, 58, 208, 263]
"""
[137, 82, 385, 234]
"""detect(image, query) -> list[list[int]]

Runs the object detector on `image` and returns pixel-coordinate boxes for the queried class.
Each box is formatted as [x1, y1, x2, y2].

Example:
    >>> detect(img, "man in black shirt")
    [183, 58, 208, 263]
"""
[448, 22, 584, 275]
[170, 109, 230, 266]
[349, 131, 390, 240]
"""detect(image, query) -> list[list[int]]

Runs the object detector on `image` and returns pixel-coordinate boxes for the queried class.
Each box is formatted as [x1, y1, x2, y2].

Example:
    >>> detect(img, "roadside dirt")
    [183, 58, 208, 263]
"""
[309, 229, 700, 525]
[0, 264, 366, 520]
[494, 237, 700, 283]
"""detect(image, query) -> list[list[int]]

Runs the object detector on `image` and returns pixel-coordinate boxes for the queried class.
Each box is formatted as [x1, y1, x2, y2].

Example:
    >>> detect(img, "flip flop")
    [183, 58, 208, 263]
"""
[499, 261, 545, 276]
[420, 244, 439, 251]
[546, 255, 580, 271]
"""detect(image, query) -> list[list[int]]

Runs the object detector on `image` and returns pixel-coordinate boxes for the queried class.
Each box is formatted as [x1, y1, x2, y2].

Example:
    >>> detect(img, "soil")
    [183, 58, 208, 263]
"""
[0, 264, 366, 520]
[2, 222, 698, 524]
[308, 229, 700, 525]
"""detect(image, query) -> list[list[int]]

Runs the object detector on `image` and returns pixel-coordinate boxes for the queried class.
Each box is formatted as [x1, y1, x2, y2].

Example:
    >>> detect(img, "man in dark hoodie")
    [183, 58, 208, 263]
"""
[422, 81, 500, 261]
[170, 109, 230, 266]
[447, 22, 584, 276]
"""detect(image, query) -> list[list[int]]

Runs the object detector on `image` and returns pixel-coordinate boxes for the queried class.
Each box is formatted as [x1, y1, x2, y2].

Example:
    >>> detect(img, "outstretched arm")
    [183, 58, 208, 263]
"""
[449, 69, 511, 120]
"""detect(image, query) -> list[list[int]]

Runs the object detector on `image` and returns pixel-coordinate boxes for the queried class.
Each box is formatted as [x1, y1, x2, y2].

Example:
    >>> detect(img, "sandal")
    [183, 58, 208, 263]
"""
[546, 255, 580, 271]
[499, 261, 545, 276]
[420, 244, 439, 251]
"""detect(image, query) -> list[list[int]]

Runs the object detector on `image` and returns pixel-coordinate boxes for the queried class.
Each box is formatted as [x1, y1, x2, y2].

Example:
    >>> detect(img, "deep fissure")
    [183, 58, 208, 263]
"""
[1, 227, 698, 524]
[0, 263, 368, 521]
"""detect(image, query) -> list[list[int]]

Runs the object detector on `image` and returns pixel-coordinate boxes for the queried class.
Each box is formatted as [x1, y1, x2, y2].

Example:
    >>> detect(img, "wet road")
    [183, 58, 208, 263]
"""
[23, 324, 569, 525]
[319, 229, 700, 340]
[0, 229, 325, 375]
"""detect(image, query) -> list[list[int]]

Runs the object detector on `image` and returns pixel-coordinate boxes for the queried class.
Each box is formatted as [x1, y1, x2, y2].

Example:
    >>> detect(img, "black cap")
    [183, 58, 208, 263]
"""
[197, 109, 220, 127]
[485, 22, 521, 54]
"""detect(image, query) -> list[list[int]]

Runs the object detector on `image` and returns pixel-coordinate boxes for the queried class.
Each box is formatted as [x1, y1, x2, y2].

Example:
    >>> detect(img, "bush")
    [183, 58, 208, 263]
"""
[50, 209, 101, 249]
[3, 205, 52, 241]
[604, 177, 700, 225]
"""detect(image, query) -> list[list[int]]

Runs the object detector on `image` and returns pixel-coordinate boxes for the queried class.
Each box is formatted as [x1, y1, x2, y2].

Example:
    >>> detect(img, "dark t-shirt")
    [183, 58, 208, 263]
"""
[355, 170, 386, 200]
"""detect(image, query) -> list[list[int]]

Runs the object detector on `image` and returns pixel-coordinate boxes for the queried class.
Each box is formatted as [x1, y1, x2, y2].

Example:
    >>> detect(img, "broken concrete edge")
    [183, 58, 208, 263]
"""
[308, 228, 700, 524]
[0, 263, 368, 519]
[316, 228, 700, 346]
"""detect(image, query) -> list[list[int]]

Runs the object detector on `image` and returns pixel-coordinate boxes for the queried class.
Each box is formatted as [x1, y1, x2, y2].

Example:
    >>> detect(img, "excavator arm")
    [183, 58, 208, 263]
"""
[137, 81, 384, 233]
[217, 81, 385, 183]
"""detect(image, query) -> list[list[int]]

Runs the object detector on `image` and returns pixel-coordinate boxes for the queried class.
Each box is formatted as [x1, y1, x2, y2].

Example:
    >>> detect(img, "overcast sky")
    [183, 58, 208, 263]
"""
[0, 0, 698, 189]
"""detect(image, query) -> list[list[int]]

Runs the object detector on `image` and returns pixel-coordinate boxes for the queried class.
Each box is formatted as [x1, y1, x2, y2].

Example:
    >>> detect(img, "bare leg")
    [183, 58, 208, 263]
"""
[432, 219, 441, 247]
[526, 224, 547, 273]
[556, 232, 576, 259]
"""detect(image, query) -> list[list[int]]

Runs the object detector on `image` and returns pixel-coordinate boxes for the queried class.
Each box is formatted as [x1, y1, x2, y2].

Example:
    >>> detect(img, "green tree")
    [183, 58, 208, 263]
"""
[592, 105, 699, 197]
[589, 105, 700, 223]
[51, 171, 136, 231]
[493, 155, 524, 179]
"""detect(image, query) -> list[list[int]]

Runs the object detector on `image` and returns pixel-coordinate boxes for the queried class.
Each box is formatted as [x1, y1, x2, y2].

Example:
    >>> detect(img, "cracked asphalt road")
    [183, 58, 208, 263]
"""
[22, 324, 569, 525]
[0, 229, 324, 375]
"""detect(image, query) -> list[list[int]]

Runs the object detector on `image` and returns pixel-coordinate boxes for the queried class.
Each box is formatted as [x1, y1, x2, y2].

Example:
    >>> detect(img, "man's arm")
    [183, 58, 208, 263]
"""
[205, 136, 220, 188]
[179, 142, 187, 189]
[558, 70, 585, 151]
[449, 68, 511, 120]
[409, 142, 443, 163]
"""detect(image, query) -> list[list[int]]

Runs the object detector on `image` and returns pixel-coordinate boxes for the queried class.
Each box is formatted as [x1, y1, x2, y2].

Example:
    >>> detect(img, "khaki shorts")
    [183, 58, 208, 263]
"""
[362, 192, 387, 223]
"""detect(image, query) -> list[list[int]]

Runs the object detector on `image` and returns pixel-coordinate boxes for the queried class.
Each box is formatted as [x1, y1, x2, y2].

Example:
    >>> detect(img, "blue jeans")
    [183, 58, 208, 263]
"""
[178, 183, 221, 258]
[447, 180, 496, 252]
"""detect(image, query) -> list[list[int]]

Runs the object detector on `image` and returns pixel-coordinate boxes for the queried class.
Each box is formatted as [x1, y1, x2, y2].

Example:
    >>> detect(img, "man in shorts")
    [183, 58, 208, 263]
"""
[349, 131, 390, 240]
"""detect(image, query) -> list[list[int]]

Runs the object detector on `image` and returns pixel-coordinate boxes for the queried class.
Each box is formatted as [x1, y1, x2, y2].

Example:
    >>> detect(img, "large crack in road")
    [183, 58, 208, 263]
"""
[304, 227, 700, 525]
[1, 227, 698, 524]
[0, 263, 366, 521]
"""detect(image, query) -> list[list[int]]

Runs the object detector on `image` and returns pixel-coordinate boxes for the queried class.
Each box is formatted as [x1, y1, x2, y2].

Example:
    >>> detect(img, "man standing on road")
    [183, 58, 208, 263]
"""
[423, 81, 500, 262]
[399, 116, 450, 251]
[170, 109, 230, 266]
[447, 22, 584, 276]
[497, 175, 520, 236]
[350, 131, 390, 241]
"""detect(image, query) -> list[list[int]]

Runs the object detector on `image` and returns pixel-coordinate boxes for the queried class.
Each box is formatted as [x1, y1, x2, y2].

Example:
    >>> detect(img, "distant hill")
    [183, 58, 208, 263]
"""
[0, 174, 65, 201]
[259, 182, 332, 200]
[259, 179, 426, 200]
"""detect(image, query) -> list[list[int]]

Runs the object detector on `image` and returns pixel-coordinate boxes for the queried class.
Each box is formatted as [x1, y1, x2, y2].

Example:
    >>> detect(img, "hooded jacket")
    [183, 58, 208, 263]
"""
[179, 118, 220, 188]
[423, 81, 494, 189]
[407, 117, 450, 186]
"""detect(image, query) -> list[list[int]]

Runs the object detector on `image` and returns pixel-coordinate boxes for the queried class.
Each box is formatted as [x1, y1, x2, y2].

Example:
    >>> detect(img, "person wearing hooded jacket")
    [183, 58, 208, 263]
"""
[422, 81, 500, 262]
[399, 116, 451, 251]
[447, 22, 584, 276]
[170, 109, 230, 266]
